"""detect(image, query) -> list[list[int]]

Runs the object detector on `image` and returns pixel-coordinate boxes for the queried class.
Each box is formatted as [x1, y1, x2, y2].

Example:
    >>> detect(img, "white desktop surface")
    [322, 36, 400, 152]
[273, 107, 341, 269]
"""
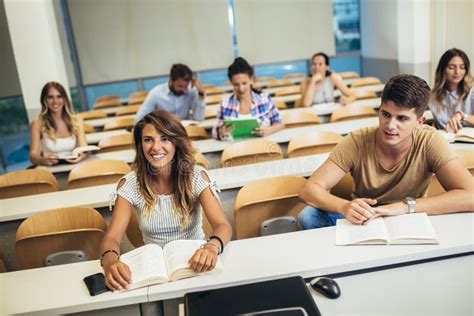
[84, 114, 135, 128]
[1, 213, 473, 315]
[313, 254, 473, 315]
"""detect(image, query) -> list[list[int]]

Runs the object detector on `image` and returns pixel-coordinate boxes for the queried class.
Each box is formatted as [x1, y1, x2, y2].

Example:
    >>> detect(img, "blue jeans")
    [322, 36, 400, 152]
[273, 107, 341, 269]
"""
[298, 206, 344, 230]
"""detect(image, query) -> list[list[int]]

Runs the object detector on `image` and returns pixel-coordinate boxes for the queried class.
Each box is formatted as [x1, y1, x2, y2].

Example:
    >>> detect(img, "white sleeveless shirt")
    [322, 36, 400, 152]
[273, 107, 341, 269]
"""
[313, 76, 335, 104]
[41, 135, 76, 156]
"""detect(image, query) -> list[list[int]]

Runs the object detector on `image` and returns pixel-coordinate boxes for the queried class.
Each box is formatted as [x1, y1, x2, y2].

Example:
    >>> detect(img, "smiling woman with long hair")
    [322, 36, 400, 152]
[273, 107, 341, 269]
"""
[100, 109, 231, 291]
[430, 48, 473, 132]
[29, 81, 88, 166]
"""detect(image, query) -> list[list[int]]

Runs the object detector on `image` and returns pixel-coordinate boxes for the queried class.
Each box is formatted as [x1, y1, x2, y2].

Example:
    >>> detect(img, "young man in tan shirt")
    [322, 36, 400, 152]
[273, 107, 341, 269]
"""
[298, 74, 474, 229]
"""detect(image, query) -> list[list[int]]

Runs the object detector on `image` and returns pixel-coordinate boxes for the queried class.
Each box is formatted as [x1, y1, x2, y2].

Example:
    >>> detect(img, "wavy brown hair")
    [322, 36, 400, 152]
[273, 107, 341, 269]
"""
[431, 48, 472, 111]
[39, 81, 79, 141]
[133, 110, 197, 227]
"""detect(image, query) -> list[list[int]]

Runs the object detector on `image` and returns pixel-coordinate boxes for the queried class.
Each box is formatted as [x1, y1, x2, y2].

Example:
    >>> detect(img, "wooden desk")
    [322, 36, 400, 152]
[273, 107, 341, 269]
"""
[2, 212, 471, 315]
[86, 130, 131, 145]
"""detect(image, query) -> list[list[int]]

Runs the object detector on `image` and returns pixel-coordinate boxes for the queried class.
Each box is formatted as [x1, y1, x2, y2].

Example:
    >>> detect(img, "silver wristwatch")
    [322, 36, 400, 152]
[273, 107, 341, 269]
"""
[403, 197, 416, 214]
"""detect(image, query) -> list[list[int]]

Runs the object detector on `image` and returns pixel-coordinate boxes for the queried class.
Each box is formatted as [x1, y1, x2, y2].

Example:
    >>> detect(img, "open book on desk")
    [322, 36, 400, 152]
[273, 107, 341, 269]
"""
[119, 240, 223, 291]
[57, 145, 100, 159]
[439, 127, 474, 143]
[336, 213, 438, 245]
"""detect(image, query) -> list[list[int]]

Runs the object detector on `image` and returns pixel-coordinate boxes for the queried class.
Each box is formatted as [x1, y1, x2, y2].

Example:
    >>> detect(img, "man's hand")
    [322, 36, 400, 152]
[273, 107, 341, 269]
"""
[192, 78, 205, 98]
[341, 198, 377, 225]
[374, 201, 409, 217]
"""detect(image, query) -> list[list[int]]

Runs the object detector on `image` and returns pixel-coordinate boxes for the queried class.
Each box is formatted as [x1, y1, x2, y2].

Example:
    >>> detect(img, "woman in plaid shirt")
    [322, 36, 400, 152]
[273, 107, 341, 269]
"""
[212, 57, 284, 140]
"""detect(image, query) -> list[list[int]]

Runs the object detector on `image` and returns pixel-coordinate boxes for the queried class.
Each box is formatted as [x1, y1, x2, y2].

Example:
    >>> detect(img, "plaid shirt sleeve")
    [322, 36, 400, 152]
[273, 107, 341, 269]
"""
[266, 95, 283, 124]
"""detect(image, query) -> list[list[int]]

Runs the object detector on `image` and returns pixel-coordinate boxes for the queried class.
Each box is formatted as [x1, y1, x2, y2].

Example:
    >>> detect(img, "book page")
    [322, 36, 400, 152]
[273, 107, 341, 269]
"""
[383, 213, 438, 244]
[335, 218, 388, 245]
[119, 244, 169, 290]
[455, 127, 474, 143]
[164, 240, 223, 281]
[57, 145, 100, 159]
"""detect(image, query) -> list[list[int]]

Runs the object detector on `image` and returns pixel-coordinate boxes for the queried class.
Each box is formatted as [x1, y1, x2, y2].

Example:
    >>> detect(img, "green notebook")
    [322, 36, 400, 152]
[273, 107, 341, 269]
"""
[223, 118, 259, 138]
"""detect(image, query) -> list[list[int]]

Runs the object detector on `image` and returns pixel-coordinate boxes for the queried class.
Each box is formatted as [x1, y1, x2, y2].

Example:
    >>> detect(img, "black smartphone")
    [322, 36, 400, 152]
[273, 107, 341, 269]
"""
[83, 272, 110, 296]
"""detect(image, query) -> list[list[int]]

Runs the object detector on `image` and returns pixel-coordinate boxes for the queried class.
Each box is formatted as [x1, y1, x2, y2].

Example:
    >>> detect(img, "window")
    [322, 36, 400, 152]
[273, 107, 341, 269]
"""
[332, 0, 361, 52]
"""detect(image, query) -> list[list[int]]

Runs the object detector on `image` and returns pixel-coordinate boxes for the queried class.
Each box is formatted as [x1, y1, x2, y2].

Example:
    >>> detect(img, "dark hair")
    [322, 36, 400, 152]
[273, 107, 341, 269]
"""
[227, 57, 260, 94]
[432, 48, 471, 108]
[311, 52, 332, 77]
[381, 74, 431, 117]
[169, 64, 193, 82]
[133, 109, 196, 225]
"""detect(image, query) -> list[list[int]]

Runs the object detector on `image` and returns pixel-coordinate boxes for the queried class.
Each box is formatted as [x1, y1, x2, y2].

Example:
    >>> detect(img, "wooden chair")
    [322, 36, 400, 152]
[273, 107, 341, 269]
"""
[255, 77, 276, 83]
[287, 131, 343, 158]
[186, 125, 208, 141]
[0, 169, 60, 199]
[283, 73, 306, 80]
[115, 104, 140, 116]
[350, 77, 381, 88]
[234, 176, 307, 239]
[427, 148, 474, 196]
[103, 117, 135, 131]
[221, 139, 283, 167]
[93, 96, 121, 109]
[83, 123, 95, 134]
[266, 79, 294, 89]
[205, 95, 223, 105]
[274, 101, 287, 110]
[0, 250, 6, 273]
[204, 87, 226, 95]
[294, 98, 304, 108]
[15, 207, 107, 269]
[354, 90, 378, 100]
[282, 111, 321, 129]
[127, 91, 148, 105]
[330, 105, 377, 123]
[98, 134, 134, 153]
[205, 106, 218, 119]
[274, 85, 301, 97]
[77, 110, 107, 120]
[202, 83, 215, 89]
[331, 173, 354, 200]
[194, 152, 209, 169]
[67, 159, 131, 189]
[339, 72, 360, 80]
[223, 81, 232, 86]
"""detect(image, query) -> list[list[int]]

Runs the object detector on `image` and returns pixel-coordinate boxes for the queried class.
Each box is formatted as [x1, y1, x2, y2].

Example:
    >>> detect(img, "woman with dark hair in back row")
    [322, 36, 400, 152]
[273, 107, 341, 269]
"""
[429, 48, 473, 133]
[212, 57, 285, 140]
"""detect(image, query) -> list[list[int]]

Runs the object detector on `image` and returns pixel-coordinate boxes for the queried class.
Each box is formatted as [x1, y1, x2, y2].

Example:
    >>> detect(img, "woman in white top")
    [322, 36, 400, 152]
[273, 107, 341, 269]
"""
[429, 48, 473, 132]
[301, 52, 356, 107]
[29, 81, 88, 166]
[100, 109, 232, 291]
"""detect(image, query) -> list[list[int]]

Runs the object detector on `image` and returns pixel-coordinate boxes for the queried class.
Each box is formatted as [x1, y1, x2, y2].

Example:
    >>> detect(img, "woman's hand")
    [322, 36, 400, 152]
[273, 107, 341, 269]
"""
[341, 198, 377, 225]
[42, 155, 59, 166]
[103, 260, 132, 291]
[446, 112, 463, 133]
[64, 152, 87, 164]
[188, 242, 219, 273]
[310, 73, 323, 84]
[219, 124, 234, 139]
[251, 126, 270, 137]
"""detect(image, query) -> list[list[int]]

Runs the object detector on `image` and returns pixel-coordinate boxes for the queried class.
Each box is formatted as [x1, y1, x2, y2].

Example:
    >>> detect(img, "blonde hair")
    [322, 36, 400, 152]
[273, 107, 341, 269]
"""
[431, 48, 472, 112]
[133, 110, 197, 228]
[38, 81, 79, 141]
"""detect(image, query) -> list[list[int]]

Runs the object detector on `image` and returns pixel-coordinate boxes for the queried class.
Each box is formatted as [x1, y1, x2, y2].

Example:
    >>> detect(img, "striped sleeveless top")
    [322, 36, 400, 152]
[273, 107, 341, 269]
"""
[313, 76, 335, 104]
[110, 164, 220, 248]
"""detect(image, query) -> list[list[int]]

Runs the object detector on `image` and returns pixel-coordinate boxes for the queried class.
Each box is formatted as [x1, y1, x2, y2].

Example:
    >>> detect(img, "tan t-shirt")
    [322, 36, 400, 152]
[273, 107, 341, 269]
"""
[329, 125, 456, 204]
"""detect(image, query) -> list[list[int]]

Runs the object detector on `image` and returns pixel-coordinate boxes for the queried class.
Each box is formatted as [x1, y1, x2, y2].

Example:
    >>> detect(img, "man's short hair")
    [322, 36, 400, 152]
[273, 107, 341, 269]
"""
[381, 74, 431, 117]
[169, 64, 193, 82]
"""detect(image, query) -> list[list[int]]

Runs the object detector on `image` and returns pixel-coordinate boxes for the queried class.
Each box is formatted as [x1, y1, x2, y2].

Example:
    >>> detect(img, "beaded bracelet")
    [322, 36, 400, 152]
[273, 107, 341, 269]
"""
[100, 249, 120, 267]
[208, 235, 224, 254]
[201, 242, 221, 254]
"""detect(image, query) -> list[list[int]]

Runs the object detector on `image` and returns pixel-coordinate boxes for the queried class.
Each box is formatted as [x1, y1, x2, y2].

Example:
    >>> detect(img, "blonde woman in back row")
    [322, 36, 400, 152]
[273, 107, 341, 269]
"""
[29, 81, 88, 166]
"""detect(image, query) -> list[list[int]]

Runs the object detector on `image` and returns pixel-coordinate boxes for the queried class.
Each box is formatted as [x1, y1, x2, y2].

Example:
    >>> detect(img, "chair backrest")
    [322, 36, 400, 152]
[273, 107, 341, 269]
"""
[202, 83, 215, 89]
[185, 125, 209, 141]
[350, 77, 381, 88]
[0, 250, 6, 273]
[194, 152, 209, 169]
[15, 206, 107, 269]
[77, 110, 107, 120]
[0, 169, 60, 199]
[67, 159, 131, 189]
[115, 105, 140, 116]
[354, 90, 378, 100]
[128, 91, 148, 105]
[330, 105, 377, 123]
[205, 106, 218, 119]
[83, 123, 95, 134]
[103, 117, 135, 131]
[98, 134, 134, 153]
[93, 96, 121, 109]
[260, 216, 300, 237]
[274, 85, 301, 97]
[282, 111, 321, 129]
[205, 94, 223, 105]
[331, 173, 354, 200]
[287, 131, 343, 158]
[274, 101, 287, 110]
[204, 87, 226, 95]
[339, 71, 360, 80]
[294, 97, 304, 108]
[427, 148, 474, 196]
[221, 139, 283, 167]
[266, 79, 294, 89]
[283, 73, 305, 80]
[255, 76, 276, 83]
[234, 176, 307, 239]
